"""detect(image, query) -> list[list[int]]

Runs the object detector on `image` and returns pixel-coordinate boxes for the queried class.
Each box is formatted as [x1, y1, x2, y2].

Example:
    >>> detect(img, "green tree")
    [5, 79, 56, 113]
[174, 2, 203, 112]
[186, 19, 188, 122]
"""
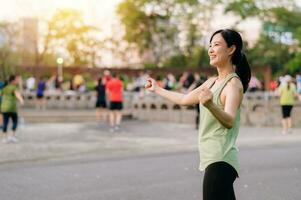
[0, 22, 21, 79]
[225, 0, 301, 74]
[117, 0, 219, 66]
[117, 0, 179, 64]
[246, 34, 294, 73]
[39, 9, 101, 67]
[266, 7, 301, 73]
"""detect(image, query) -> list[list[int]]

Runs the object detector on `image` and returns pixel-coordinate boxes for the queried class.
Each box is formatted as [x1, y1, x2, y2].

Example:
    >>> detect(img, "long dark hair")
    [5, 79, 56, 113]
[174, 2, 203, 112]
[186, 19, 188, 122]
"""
[287, 79, 291, 90]
[210, 29, 251, 93]
[97, 77, 103, 86]
[8, 75, 16, 83]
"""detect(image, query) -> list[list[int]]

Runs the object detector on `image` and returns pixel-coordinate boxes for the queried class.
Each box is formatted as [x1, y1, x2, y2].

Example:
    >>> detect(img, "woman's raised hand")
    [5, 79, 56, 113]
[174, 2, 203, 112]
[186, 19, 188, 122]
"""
[198, 87, 213, 107]
[145, 78, 157, 92]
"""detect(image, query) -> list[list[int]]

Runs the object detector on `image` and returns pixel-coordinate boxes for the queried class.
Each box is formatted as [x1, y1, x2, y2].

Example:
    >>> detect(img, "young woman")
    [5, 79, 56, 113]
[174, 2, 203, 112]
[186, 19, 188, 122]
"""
[145, 29, 251, 200]
[1, 75, 24, 143]
[278, 75, 297, 135]
[94, 77, 107, 123]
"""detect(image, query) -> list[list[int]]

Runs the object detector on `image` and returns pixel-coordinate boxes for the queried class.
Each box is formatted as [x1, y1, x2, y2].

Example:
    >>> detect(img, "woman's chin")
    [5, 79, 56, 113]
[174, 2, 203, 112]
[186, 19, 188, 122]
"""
[209, 61, 218, 67]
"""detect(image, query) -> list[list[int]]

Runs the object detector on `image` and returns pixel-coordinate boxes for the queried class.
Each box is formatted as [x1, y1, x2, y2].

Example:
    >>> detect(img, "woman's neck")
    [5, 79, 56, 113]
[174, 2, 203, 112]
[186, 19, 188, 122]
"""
[216, 63, 235, 80]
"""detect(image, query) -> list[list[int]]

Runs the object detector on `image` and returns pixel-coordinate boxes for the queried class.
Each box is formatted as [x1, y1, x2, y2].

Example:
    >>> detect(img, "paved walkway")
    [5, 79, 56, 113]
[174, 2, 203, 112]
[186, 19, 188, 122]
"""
[0, 120, 300, 164]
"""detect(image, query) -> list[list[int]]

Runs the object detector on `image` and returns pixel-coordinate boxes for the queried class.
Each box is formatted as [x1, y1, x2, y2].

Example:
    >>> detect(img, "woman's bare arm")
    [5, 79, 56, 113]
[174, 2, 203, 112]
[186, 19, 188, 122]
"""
[14, 90, 24, 105]
[146, 77, 215, 106]
[199, 78, 243, 129]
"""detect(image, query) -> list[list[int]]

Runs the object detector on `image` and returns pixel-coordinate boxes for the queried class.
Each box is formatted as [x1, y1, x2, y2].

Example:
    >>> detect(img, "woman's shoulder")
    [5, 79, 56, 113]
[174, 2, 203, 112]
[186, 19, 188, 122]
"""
[203, 76, 217, 86]
[290, 82, 297, 87]
[225, 77, 243, 93]
[6, 84, 18, 90]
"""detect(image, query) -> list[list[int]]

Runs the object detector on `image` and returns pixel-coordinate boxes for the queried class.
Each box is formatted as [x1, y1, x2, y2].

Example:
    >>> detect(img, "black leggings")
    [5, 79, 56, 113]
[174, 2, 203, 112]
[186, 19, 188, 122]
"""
[203, 161, 238, 200]
[2, 112, 18, 133]
[281, 105, 293, 118]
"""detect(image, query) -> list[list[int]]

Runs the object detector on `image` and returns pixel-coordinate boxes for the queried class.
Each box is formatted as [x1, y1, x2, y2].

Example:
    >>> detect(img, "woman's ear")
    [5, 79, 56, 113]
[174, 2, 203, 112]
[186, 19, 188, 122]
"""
[228, 45, 236, 56]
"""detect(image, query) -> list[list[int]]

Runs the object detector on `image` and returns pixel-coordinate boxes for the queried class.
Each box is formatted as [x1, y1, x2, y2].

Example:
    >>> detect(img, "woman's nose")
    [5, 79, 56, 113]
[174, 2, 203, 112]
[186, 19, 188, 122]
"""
[208, 47, 214, 54]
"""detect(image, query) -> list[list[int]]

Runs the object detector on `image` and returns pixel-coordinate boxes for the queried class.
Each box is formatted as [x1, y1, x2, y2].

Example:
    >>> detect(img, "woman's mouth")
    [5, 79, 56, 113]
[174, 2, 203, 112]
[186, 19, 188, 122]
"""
[209, 55, 216, 60]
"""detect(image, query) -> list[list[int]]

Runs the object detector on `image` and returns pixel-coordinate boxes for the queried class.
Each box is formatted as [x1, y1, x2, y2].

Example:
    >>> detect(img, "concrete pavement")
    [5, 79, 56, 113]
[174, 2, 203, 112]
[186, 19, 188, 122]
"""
[0, 120, 300, 164]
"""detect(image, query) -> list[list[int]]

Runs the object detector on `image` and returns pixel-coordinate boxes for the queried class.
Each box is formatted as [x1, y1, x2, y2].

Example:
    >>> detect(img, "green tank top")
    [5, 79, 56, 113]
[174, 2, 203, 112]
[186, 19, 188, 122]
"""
[198, 73, 241, 174]
[1, 84, 18, 113]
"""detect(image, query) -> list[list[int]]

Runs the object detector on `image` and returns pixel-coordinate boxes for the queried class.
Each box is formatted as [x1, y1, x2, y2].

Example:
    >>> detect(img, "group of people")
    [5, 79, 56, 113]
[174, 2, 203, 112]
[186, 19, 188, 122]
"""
[25, 74, 87, 94]
[0, 71, 125, 144]
[94, 72, 124, 133]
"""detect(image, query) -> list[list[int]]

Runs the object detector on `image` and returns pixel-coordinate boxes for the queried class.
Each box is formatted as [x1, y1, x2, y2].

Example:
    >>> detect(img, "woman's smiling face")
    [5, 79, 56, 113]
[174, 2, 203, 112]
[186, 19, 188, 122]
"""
[208, 33, 233, 67]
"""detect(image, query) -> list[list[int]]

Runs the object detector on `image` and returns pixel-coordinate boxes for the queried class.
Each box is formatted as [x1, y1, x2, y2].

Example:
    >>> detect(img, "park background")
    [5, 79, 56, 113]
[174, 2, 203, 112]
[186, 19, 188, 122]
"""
[1, 1, 301, 200]
[0, 0, 300, 80]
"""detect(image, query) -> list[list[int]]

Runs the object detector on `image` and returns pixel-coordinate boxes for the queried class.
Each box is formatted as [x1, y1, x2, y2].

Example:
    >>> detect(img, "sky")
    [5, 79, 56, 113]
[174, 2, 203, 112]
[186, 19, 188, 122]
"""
[0, 0, 123, 66]
[1, 0, 300, 40]
[0, 0, 121, 19]
[0, 0, 300, 32]
[0, 0, 122, 29]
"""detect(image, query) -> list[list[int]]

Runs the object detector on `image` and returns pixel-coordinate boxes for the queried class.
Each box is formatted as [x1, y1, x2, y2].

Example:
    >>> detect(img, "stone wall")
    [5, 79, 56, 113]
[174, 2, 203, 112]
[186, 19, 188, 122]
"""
[21, 92, 301, 126]
[131, 92, 301, 127]
[22, 91, 133, 110]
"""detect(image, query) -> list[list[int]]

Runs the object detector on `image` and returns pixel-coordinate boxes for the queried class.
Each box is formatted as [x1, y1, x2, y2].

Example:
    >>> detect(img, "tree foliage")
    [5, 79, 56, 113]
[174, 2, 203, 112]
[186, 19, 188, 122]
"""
[117, 0, 219, 67]
[0, 22, 21, 79]
[225, 0, 301, 74]
[39, 9, 102, 67]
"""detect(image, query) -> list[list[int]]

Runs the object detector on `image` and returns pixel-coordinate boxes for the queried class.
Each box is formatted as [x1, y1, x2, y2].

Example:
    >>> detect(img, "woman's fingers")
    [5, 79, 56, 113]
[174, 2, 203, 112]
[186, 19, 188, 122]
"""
[198, 87, 213, 105]
[145, 78, 156, 92]
[145, 79, 152, 89]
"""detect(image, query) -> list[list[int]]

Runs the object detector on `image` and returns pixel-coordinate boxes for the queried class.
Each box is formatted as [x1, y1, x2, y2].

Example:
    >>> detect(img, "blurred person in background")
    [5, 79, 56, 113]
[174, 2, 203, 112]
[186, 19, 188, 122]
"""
[94, 77, 107, 124]
[16, 74, 24, 93]
[248, 74, 262, 92]
[178, 72, 189, 90]
[269, 79, 278, 92]
[26, 75, 35, 92]
[277, 75, 298, 135]
[103, 70, 111, 84]
[0, 79, 6, 130]
[1, 75, 24, 143]
[163, 73, 176, 90]
[278, 75, 286, 87]
[187, 73, 195, 87]
[180, 72, 195, 91]
[188, 73, 207, 129]
[134, 72, 149, 98]
[78, 81, 87, 93]
[47, 75, 57, 93]
[296, 74, 301, 101]
[134, 72, 146, 92]
[73, 74, 84, 91]
[36, 77, 47, 110]
[55, 75, 62, 91]
[47, 74, 62, 94]
[155, 75, 164, 88]
[106, 73, 123, 132]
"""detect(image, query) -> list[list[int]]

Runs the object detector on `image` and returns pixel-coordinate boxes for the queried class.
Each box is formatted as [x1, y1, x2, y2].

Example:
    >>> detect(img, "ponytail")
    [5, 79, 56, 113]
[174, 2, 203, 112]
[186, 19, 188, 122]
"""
[233, 53, 251, 93]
